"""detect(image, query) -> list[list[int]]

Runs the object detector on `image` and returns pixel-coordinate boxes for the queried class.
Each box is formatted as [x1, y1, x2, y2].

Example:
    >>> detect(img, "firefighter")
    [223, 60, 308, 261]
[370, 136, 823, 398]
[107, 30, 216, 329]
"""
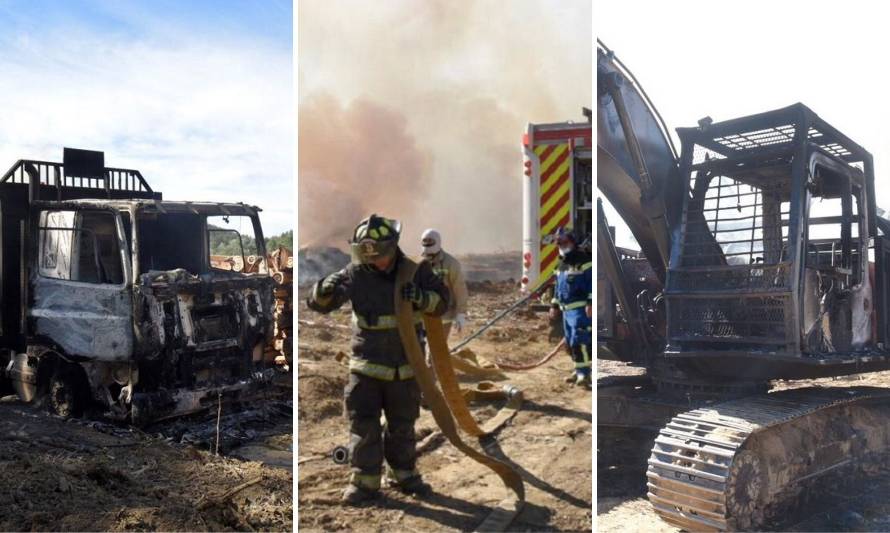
[549, 228, 592, 387]
[420, 228, 468, 338]
[307, 214, 450, 504]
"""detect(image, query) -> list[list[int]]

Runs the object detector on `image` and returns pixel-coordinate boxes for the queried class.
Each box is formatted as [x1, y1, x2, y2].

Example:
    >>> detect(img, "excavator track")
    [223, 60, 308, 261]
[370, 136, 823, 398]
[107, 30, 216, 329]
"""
[647, 386, 890, 531]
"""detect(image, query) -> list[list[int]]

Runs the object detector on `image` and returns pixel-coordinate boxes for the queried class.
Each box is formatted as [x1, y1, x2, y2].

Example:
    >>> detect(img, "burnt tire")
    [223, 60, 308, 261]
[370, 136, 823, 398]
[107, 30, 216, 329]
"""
[48, 364, 88, 418]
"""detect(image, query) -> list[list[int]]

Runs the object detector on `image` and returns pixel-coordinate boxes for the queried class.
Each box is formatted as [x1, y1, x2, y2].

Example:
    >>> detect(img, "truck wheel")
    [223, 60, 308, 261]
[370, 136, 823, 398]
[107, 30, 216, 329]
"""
[48, 364, 86, 418]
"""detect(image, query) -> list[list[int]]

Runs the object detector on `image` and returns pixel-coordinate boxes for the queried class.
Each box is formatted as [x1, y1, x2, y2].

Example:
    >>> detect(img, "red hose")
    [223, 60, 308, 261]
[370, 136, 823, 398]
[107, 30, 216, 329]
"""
[495, 339, 567, 371]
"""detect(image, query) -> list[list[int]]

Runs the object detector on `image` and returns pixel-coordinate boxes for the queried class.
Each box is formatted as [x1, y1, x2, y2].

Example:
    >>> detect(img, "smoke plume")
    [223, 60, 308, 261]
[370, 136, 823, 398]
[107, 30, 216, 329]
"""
[298, 0, 591, 254]
[298, 94, 431, 247]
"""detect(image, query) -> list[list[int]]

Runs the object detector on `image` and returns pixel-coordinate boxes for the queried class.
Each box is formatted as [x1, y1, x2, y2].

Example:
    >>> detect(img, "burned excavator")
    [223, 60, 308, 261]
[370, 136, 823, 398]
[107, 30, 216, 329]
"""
[598, 40, 890, 530]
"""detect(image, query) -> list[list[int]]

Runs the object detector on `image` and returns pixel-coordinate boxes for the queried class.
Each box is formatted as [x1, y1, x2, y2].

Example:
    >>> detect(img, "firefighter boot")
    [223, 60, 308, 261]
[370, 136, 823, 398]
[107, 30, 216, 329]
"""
[342, 483, 380, 505]
[386, 467, 432, 496]
[394, 474, 432, 496]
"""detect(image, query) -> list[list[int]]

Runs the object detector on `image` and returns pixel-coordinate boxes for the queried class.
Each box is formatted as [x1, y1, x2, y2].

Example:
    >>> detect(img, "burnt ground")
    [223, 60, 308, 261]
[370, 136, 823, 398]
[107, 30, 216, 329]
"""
[0, 376, 293, 532]
[296, 254, 592, 532]
[597, 359, 890, 532]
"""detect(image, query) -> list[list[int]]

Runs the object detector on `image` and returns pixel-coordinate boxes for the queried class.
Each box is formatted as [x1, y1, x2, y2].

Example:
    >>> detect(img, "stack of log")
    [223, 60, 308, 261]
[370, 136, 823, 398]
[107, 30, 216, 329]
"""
[266, 246, 294, 368]
[210, 253, 270, 274]
[210, 254, 245, 272]
[209, 248, 294, 369]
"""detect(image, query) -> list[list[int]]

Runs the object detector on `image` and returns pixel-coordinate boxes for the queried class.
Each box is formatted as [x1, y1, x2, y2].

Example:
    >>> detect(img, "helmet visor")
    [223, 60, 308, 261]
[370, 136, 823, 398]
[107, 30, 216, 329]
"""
[350, 238, 397, 264]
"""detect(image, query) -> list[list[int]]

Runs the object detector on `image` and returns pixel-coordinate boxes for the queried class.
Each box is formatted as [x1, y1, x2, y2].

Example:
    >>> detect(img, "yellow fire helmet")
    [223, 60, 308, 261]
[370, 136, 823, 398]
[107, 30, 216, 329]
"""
[349, 214, 401, 264]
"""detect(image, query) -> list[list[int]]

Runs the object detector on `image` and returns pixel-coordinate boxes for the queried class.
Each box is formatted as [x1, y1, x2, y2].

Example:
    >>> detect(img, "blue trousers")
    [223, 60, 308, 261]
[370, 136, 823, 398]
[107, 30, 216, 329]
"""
[563, 307, 592, 375]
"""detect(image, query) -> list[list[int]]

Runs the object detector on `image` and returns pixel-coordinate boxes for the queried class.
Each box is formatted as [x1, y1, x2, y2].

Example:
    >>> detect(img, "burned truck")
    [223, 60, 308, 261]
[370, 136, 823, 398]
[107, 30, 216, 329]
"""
[0, 149, 275, 424]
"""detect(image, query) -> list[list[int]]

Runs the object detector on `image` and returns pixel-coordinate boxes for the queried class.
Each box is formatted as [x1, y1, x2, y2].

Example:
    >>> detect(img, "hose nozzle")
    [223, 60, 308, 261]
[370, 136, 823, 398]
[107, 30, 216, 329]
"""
[502, 385, 523, 401]
[332, 445, 350, 464]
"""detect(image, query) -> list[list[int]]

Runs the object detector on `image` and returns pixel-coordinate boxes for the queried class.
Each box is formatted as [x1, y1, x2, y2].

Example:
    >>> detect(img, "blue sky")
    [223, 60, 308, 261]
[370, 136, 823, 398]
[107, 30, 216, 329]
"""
[0, 0, 293, 234]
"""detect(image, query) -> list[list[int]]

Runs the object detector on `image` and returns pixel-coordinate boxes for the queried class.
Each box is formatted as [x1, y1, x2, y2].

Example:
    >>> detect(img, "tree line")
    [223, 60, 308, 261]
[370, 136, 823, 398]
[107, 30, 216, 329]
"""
[209, 227, 293, 256]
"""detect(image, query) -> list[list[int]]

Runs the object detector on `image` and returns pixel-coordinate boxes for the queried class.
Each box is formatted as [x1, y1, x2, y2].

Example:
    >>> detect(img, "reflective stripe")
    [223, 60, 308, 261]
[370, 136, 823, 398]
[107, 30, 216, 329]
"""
[349, 358, 415, 381]
[353, 312, 422, 330]
[424, 291, 441, 313]
[355, 222, 369, 240]
[562, 262, 591, 276]
[351, 472, 381, 490]
[575, 359, 592, 369]
[581, 344, 590, 364]
[397, 364, 415, 380]
[349, 359, 395, 380]
[561, 301, 587, 311]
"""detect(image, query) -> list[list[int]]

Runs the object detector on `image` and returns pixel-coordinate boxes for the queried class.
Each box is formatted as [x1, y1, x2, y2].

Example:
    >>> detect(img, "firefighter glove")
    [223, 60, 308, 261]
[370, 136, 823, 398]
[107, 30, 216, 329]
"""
[319, 272, 343, 297]
[401, 282, 429, 310]
[454, 313, 467, 333]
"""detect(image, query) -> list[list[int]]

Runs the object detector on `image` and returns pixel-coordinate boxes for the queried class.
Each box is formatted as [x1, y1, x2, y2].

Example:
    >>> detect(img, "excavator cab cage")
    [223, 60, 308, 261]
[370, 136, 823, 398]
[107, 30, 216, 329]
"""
[664, 104, 890, 380]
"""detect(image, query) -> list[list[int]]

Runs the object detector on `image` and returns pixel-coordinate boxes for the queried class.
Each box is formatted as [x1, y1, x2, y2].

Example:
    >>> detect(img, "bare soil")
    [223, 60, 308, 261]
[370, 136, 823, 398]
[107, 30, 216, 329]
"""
[597, 359, 890, 532]
[297, 271, 592, 532]
[0, 379, 293, 532]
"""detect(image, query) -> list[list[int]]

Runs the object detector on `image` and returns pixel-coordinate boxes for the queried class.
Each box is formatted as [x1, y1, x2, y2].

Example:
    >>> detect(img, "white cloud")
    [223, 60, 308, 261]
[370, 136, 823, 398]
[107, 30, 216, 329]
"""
[0, 25, 293, 234]
[597, 0, 890, 249]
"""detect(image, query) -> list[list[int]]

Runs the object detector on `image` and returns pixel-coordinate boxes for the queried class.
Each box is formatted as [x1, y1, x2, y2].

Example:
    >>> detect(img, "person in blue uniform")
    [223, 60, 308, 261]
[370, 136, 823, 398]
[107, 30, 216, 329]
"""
[549, 228, 592, 387]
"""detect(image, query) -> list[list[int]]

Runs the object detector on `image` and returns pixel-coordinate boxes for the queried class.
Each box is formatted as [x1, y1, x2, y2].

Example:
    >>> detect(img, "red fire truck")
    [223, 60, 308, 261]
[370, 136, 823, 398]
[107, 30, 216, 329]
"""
[521, 109, 592, 291]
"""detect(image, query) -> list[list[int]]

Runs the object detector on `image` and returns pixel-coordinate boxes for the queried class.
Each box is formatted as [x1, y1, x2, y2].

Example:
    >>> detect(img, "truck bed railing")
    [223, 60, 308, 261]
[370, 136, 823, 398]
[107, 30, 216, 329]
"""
[1, 159, 153, 196]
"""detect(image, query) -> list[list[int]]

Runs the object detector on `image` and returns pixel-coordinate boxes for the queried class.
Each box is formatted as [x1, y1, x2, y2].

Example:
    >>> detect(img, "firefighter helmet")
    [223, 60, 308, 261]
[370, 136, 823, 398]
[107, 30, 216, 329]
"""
[555, 227, 576, 245]
[350, 214, 401, 264]
[421, 228, 441, 256]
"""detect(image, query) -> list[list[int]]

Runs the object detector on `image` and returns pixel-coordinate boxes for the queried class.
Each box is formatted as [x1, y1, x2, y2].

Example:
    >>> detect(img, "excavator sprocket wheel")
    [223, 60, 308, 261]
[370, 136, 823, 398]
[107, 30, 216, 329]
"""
[725, 450, 765, 530]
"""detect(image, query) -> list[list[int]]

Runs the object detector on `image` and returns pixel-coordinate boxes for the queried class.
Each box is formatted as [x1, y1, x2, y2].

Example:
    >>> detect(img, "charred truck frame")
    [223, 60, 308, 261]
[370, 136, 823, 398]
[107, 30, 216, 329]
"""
[0, 149, 275, 424]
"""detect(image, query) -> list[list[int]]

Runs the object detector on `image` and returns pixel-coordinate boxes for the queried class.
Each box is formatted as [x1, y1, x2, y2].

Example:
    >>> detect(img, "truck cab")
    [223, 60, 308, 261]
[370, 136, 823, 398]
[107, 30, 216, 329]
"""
[1, 150, 275, 423]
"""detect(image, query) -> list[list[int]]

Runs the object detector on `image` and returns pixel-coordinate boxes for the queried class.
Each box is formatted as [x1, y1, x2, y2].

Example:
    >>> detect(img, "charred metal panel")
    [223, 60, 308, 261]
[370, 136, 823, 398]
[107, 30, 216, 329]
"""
[134, 268, 273, 391]
[30, 277, 133, 360]
[63, 148, 105, 179]
[597, 46, 681, 283]
[130, 367, 275, 425]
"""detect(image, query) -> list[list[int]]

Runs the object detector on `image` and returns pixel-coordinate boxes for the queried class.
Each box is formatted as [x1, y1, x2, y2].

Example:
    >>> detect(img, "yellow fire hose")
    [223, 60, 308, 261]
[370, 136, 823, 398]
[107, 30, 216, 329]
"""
[449, 349, 507, 380]
[395, 257, 525, 532]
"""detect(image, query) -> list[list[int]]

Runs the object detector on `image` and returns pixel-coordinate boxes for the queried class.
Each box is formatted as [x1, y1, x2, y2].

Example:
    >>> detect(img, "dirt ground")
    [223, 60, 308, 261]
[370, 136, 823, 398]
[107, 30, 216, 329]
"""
[296, 262, 592, 532]
[0, 379, 294, 532]
[597, 359, 890, 532]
